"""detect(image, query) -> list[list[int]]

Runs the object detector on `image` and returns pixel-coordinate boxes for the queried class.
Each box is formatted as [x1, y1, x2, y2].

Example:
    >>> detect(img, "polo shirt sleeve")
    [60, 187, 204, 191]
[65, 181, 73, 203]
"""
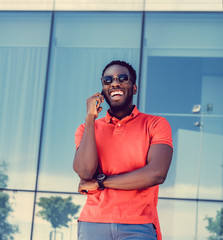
[149, 117, 173, 148]
[74, 124, 85, 150]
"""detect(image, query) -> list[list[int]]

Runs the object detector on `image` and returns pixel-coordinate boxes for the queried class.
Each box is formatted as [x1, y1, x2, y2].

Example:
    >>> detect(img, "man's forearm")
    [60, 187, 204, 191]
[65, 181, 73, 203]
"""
[79, 164, 167, 193]
[73, 92, 104, 180]
[103, 144, 172, 190]
[103, 165, 166, 190]
[73, 115, 99, 180]
[78, 144, 173, 192]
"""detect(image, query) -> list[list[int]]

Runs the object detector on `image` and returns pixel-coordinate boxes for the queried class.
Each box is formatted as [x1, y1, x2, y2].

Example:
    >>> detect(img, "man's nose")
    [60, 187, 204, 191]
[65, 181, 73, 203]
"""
[111, 76, 120, 86]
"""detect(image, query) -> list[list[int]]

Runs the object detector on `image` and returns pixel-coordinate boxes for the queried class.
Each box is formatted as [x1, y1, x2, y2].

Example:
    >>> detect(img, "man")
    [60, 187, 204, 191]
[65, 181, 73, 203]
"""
[73, 60, 173, 240]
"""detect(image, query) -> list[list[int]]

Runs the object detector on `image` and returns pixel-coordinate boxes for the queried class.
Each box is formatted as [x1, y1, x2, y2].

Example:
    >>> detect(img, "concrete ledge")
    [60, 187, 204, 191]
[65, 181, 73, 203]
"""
[0, 0, 222, 11]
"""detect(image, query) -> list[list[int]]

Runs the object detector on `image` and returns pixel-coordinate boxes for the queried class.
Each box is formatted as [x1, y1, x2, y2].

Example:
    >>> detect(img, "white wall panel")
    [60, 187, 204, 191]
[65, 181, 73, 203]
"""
[0, 0, 222, 11]
[146, 0, 222, 11]
[0, 0, 54, 11]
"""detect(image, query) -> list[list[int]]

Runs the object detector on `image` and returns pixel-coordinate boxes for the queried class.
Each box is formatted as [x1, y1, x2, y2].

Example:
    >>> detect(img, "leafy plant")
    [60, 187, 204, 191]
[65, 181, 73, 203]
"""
[0, 161, 8, 188]
[205, 208, 223, 240]
[0, 161, 19, 240]
[37, 196, 80, 239]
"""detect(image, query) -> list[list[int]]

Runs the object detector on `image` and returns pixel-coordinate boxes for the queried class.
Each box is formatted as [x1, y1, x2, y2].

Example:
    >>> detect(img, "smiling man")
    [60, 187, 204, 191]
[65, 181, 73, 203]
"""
[73, 60, 173, 240]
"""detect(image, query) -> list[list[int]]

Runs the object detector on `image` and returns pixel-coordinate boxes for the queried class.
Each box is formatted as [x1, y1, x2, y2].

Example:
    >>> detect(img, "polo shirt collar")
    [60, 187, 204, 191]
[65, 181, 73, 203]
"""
[105, 105, 139, 124]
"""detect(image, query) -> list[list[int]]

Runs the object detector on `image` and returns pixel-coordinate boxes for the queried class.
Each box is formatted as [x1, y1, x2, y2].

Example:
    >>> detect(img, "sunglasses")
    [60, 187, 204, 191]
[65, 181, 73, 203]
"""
[101, 74, 130, 85]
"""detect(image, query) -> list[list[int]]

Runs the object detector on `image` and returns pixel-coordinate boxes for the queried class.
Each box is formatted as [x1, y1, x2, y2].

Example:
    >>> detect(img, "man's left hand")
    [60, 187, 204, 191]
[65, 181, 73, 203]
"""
[78, 179, 99, 195]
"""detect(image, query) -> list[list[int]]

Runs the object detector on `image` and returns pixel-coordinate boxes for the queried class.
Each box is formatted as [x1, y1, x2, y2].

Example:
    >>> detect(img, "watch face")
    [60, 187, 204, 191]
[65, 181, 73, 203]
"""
[97, 174, 105, 181]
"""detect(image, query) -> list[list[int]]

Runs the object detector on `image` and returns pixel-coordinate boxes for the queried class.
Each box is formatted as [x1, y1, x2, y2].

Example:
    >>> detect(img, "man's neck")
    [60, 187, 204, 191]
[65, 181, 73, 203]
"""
[109, 105, 135, 120]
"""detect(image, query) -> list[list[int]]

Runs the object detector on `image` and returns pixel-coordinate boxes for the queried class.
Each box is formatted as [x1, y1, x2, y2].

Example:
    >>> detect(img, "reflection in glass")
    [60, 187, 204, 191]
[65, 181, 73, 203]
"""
[159, 116, 202, 199]
[0, 12, 51, 190]
[37, 195, 80, 238]
[205, 208, 223, 240]
[33, 193, 86, 240]
[140, 12, 223, 204]
[158, 199, 197, 240]
[37, 12, 142, 192]
[0, 10, 222, 240]
[0, 162, 18, 239]
[0, 190, 34, 240]
[143, 57, 223, 115]
[198, 202, 223, 240]
[140, 12, 223, 113]
[198, 117, 223, 200]
[198, 76, 223, 200]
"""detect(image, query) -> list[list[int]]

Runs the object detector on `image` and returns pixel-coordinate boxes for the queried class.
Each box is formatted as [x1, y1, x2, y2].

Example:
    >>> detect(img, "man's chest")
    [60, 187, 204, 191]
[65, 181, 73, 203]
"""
[95, 123, 150, 174]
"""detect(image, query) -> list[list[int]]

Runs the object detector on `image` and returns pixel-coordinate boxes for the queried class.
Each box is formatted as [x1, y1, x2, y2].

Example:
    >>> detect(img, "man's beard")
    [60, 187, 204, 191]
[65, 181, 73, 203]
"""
[102, 89, 134, 112]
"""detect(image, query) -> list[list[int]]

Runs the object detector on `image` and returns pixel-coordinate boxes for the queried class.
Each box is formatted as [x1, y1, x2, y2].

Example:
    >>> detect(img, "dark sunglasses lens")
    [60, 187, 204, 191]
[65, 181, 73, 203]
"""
[118, 74, 129, 83]
[102, 76, 112, 85]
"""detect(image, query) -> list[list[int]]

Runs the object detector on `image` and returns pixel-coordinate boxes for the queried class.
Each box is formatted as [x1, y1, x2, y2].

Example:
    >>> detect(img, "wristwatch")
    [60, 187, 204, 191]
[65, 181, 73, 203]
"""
[97, 173, 106, 190]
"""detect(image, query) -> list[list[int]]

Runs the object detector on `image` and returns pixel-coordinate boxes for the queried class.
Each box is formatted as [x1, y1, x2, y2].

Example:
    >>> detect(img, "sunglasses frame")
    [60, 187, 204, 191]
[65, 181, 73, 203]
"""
[101, 74, 131, 85]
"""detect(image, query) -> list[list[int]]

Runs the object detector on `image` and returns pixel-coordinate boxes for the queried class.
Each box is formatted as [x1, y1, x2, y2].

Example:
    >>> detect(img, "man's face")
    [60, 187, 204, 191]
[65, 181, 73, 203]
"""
[101, 64, 137, 111]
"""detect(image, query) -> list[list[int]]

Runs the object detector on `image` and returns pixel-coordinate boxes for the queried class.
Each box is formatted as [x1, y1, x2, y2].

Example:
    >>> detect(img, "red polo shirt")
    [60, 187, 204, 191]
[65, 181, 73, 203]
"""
[75, 106, 172, 240]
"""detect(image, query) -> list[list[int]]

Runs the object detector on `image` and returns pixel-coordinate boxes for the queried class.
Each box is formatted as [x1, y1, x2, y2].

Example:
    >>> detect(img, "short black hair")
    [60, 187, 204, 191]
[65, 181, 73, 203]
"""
[102, 60, 137, 85]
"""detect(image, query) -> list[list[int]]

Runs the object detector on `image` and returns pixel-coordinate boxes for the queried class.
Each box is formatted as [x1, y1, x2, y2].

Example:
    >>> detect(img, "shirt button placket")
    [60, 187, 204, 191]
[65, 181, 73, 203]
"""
[113, 122, 124, 135]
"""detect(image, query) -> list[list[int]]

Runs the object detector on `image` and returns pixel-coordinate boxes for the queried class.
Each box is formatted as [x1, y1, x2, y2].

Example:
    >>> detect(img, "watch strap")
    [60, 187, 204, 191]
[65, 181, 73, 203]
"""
[97, 174, 106, 190]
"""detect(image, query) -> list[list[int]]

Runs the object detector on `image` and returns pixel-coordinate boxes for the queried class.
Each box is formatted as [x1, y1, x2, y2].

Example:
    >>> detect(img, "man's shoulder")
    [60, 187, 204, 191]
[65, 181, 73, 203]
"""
[136, 112, 170, 129]
[137, 111, 163, 121]
[95, 116, 106, 124]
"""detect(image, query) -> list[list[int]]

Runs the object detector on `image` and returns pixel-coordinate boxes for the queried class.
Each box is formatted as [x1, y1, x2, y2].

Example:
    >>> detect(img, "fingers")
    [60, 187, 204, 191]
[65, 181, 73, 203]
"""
[94, 93, 104, 113]
[78, 179, 99, 195]
[78, 181, 88, 195]
[80, 190, 88, 195]
[97, 107, 102, 113]
[92, 92, 104, 106]
[86, 92, 104, 119]
[87, 93, 104, 106]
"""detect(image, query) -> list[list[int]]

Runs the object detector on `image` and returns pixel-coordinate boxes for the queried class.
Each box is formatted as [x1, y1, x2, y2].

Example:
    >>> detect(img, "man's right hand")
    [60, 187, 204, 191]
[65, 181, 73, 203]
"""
[86, 92, 104, 120]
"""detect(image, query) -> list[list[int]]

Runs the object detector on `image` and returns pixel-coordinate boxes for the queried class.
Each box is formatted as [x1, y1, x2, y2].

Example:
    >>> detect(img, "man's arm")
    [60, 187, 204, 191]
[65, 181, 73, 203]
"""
[73, 93, 104, 180]
[78, 143, 173, 192]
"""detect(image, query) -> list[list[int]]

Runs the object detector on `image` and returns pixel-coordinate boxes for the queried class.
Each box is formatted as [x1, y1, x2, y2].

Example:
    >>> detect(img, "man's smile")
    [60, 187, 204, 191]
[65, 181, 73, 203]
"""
[109, 90, 124, 98]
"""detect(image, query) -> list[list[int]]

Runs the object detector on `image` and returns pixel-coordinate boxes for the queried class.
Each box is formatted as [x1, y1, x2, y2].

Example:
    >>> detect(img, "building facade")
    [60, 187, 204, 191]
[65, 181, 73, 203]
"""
[0, 1, 223, 239]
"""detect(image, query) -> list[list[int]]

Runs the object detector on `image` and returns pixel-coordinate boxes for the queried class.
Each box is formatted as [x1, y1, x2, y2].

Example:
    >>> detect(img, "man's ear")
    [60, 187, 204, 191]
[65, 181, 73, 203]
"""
[133, 84, 137, 95]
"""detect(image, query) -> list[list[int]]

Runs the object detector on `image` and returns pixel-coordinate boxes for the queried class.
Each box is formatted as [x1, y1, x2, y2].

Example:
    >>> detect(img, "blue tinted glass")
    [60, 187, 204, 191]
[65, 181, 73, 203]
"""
[140, 12, 223, 114]
[198, 116, 223, 200]
[37, 12, 142, 192]
[146, 56, 203, 114]
[0, 12, 51, 189]
[33, 193, 86, 239]
[159, 115, 201, 199]
[141, 12, 223, 203]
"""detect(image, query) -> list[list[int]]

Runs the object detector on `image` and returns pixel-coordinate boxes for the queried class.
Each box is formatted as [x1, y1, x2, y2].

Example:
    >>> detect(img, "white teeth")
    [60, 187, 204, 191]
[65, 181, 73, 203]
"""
[110, 91, 123, 97]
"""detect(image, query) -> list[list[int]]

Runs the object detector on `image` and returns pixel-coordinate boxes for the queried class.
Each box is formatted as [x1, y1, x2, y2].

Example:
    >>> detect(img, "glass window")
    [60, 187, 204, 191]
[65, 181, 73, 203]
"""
[0, 191, 35, 240]
[140, 12, 223, 201]
[33, 193, 86, 240]
[37, 12, 142, 192]
[159, 115, 201, 199]
[197, 202, 223, 240]
[198, 76, 223, 200]
[0, 12, 52, 190]
[158, 199, 197, 240]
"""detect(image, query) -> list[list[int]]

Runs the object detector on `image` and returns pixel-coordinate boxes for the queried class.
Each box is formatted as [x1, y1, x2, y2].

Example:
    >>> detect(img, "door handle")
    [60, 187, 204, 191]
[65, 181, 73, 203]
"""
[194, 121, 203, 127]
[192, 104, 201, 113]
